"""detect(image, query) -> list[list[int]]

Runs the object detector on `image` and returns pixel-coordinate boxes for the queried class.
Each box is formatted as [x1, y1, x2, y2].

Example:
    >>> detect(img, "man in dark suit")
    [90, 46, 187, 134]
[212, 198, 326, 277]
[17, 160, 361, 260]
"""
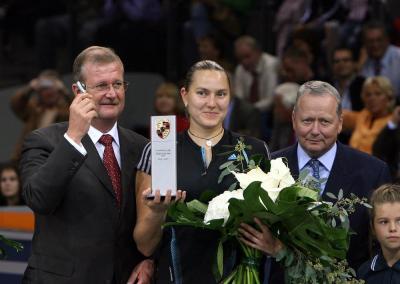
[331, 47, 365, 112]
[240, 81, 391, 283]
[20, 46, 152, 283]
[224, 96, 262, 139]
[373, 105, 400, 181]
[330, 46, 365, 144]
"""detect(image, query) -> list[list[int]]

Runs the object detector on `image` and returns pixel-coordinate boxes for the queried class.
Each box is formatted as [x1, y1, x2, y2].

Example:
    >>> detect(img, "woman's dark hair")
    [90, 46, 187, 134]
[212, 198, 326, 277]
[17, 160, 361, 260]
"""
[183, 60, 231, 91]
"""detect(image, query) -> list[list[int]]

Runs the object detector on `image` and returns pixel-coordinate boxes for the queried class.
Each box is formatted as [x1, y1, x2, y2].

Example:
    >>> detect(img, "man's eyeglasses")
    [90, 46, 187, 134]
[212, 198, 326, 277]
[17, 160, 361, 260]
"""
[86, 81, 129, 92]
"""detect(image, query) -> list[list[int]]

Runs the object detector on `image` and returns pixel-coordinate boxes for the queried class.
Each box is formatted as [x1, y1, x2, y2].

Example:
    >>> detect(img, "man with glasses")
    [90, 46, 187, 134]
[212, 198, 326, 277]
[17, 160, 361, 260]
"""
[330, 46, 365, 144]
[20, 46, 152, 283]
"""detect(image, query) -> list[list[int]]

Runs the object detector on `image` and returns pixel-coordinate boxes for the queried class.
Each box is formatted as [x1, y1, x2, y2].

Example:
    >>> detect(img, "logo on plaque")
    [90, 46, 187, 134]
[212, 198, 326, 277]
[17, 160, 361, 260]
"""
[156, 119, 170, 139]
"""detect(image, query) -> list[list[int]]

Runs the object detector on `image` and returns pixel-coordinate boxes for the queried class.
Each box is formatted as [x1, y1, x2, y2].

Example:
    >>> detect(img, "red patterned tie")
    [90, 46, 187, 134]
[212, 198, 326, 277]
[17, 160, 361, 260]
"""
[99, 134, 121, 206]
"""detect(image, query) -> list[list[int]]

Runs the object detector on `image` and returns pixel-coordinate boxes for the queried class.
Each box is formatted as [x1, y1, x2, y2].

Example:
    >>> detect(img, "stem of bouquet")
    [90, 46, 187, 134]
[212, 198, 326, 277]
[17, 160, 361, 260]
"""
[220, 239, 262, 284]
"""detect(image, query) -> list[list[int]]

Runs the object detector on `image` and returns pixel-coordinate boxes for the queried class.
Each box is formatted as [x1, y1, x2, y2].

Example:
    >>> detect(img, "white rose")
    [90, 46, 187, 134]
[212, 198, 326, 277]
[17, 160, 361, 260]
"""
[268, 158, 295, 189]
[231, 158, 295, 202]
[204, 189, 244, 226]
[232, 167, 271, 189]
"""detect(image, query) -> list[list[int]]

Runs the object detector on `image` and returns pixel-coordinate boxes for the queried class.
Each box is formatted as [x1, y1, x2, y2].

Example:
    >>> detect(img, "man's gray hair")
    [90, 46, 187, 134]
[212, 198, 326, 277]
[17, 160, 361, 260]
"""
[294, 81, 342, 115]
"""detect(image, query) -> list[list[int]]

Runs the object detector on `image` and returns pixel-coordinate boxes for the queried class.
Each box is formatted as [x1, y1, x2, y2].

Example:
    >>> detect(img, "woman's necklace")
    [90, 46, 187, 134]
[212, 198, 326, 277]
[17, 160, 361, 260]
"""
[188, 128, 224, 147]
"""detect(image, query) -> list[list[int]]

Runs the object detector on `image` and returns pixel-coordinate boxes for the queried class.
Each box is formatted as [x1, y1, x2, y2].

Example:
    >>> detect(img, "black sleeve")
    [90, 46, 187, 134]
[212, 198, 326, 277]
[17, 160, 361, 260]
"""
[372, 126, 399, 178]
[20, 129, 86, 214]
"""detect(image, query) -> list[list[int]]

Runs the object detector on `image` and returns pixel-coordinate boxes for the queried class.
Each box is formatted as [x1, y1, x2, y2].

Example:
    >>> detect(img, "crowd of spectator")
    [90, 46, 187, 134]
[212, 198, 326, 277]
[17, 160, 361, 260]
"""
[0, 0, 400, 207]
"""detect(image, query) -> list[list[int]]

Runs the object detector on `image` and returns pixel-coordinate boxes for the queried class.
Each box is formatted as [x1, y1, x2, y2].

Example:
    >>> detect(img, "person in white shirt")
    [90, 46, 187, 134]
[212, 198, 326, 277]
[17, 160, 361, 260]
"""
[234, 35, 279, 112]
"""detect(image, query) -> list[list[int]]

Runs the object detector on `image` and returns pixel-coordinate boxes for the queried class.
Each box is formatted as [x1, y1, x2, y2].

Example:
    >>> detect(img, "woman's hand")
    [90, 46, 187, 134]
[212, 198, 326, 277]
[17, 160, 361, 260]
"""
[238, 217, 283, 257]
[142, 188, 186, 214]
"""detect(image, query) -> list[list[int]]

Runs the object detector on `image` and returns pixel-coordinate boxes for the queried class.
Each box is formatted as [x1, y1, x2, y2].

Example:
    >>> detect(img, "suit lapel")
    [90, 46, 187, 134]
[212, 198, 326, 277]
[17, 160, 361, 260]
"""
[118, 127, 137, 214]
[82, 135, 116, 199]
[323, 143, 352, 199]
[287, 145, 299, 179]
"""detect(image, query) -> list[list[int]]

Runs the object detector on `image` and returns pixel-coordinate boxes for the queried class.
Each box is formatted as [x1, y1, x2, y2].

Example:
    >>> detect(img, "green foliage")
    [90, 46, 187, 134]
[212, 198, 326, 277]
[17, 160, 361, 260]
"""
[0, 235, 23, 259]
[165, 179, 368, 283]
[217, 137, 268, 189]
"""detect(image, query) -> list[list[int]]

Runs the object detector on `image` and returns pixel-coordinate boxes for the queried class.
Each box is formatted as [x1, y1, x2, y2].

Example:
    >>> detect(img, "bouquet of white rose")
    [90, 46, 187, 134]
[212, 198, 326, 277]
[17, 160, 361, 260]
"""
[165, 140, 367, 284]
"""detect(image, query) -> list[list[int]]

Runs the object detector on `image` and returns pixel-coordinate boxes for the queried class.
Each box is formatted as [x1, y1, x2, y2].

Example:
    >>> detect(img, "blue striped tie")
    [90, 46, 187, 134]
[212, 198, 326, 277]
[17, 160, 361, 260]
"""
[309, 159, 322, 191]
[309, 159, 320, 180]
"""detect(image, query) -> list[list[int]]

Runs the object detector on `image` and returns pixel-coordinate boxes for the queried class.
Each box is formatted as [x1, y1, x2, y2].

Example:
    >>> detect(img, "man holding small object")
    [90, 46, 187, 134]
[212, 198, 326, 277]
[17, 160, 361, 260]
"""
[20, 46, 153, 283]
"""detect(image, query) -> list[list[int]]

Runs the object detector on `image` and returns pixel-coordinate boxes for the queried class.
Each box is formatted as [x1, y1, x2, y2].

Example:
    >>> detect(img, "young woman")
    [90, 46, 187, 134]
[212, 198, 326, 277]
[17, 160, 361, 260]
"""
[154, 82, 189, 133]
[134, 60, 271, 283]
[0, 164, 23, 206]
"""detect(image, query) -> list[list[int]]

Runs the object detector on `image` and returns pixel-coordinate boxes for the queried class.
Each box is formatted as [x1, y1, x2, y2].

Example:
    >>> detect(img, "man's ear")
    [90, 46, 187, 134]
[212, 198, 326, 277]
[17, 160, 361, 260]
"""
[291, 110, 296, 131]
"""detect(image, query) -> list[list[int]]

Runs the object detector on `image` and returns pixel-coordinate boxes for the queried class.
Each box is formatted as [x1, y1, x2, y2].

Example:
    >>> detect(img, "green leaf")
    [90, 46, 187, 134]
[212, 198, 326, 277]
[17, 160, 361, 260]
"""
[339, 213, 346, 224]
[227, 182, 237, 192]
[338, 189, 343, 201]
[187, 200, 208, 215]
[362, 202, 373, 209]
[298, 168, 310, 182]
[0, 235, 23, 258]
[219, 160, 235, 170]
[326, 192, 337, 200]
[305, 263, 315, 280]
[218, 167, 232, 184]
[217, 240, 224, 280]
[275, 247, 289, 262]
[198, 190, 218, 203]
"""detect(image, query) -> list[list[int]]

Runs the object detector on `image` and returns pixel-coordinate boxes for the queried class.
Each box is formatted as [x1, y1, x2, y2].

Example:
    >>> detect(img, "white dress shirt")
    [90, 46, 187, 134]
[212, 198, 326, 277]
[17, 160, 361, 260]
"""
[297, 143, 337, 193]
[234, 52, 279, 111]
[64, 123, 121, 168]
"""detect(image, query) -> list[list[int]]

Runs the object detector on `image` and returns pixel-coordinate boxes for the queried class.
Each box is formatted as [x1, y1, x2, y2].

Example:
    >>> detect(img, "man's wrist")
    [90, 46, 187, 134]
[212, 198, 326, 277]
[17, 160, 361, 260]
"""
[64, 133, 87, 156]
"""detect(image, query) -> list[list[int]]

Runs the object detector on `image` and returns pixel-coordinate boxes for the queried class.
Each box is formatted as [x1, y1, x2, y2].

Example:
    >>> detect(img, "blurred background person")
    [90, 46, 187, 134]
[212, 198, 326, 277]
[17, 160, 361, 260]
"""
[330, 46, 365, 144]
[280, 45, 315, 85]
[331, 46, 365, 111]
[10, 69, 71, 162]
[197, 33, 234, 74]
[154, 82, 189, 133]
[234, 35, 278, 111]
[343, 76, 395, 155]
[373, 105, 400, 182]
[223, 95, 261, 139]
[360, 21, 400, 99]
[0, 164, 23, 206]
[270, 82, 299, 151]
[234, 35, 279, 141]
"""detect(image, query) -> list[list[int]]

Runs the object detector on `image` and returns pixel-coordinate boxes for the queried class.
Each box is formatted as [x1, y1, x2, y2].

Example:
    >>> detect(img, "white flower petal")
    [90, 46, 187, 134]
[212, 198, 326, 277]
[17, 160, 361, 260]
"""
[203, 189, 244, 225]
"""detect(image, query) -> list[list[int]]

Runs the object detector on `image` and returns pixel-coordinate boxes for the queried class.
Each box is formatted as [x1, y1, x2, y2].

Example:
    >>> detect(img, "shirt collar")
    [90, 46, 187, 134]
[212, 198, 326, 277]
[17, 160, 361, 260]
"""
[297, 143, 337, 171]
[88, 123, 120, 147]
[370, 251, 400, 272]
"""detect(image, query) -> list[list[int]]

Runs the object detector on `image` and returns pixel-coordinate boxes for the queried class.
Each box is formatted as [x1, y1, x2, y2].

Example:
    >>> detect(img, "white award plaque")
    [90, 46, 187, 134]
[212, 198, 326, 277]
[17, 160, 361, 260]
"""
[150, 115, 177, 197]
